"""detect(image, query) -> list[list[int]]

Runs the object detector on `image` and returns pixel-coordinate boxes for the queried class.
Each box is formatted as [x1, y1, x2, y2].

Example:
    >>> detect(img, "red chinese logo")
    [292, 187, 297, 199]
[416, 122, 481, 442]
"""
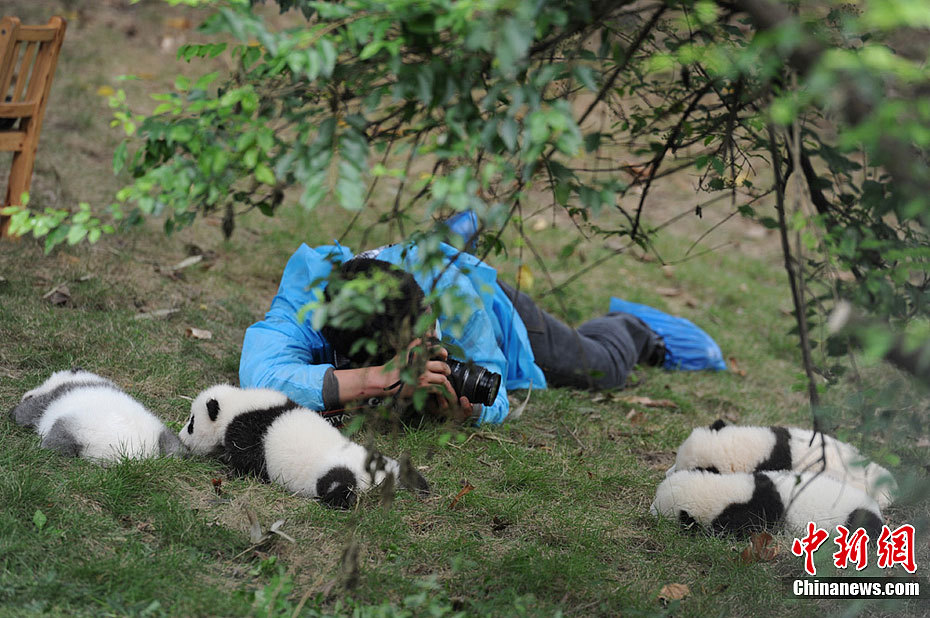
[791, 522, 830, 576]
[832, 525, 870, 571]
[791, 522, 917, 575]
[876, 524, 917, 573]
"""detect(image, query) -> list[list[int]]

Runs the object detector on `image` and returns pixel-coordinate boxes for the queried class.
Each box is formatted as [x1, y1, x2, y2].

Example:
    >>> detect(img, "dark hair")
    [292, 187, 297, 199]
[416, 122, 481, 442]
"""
[321, 258, 426, 367]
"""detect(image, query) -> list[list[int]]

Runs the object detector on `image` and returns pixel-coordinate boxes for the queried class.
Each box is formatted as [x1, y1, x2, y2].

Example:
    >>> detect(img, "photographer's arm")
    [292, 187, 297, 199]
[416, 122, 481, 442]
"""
[239, 314, 334, 410]
[240, 244, 359, 410]
[330, 343, 456, 405]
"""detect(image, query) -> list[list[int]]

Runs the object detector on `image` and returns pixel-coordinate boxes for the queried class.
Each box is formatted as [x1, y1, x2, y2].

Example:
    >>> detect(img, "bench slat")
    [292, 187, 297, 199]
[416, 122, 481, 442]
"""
[0, 130, 25, 151]
[0, 102, 36, 118]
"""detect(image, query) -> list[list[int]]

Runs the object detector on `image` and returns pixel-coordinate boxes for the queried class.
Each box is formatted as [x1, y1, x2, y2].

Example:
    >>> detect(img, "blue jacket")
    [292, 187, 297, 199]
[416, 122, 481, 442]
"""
[239, 242, 546, 424]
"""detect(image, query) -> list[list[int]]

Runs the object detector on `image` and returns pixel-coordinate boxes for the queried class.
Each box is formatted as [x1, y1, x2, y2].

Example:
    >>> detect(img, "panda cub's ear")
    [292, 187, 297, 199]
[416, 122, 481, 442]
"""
[709, 419, 727, 431]
[207, 399, 220, 422]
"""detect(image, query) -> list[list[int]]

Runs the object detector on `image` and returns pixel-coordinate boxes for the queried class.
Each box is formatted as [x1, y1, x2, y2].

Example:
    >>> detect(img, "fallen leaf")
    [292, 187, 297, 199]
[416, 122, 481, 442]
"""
[603, 237, 626, 252]
[743, 225, 768, 240]
[164, 17, 192, 30]
[739, 532, 779, 564]
[728, 357, 747, 377]
[42, 284, 71, 306]
[96, 85, 114, 97]
[508, 382, 532, 420]
[268, 519, 295, 543]
[134, 308, 179, 320]
[622, 162, 653, 184]
[172, 255, 203, 271]
[620, 396, 678, 409]
[658, 583, 690, 603]
[531, 217, 549, 231]
[448, 482, 475, 510]
[656, 287, 681, 297]
[491, 516, 510, 533]
[917, 437, 930, 448]
[185, 327, 213, 340]
[242, 507, 295, 550]
[245, 508, 264, 544]
[626, 408, 647, 425]
[211, 478, 223, 496]
[662, 266, 675, 279]
[160, 35, 177, 52]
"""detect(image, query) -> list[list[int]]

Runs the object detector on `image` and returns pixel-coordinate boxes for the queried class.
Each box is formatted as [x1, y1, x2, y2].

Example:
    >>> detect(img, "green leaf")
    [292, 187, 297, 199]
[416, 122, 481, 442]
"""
[67, 224, 88, 246]
[583, 132, 602, 153]
[759, 216, 779, 229]
[113, 141, 128, 175]
[554, 181, 572, 205]
[499, 117, 518, 151]
[254, 163, 275, 185]
[194, 71, 219, 90]
[573, 65, 598, 91]
[33, 509, 47, 531]
[496, 17, 533, 76]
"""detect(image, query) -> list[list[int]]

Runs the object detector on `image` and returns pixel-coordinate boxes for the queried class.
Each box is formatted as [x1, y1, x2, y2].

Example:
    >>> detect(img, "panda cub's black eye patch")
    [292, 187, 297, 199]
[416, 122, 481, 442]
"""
[207, 399, 220, 422]
[187, 414, 195, 434]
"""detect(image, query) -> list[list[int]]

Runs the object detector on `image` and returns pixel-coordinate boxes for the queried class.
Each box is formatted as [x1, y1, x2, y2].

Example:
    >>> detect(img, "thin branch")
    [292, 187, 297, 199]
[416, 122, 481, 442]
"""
[629, 81, 715, 241]
[767, 122, 821, 415]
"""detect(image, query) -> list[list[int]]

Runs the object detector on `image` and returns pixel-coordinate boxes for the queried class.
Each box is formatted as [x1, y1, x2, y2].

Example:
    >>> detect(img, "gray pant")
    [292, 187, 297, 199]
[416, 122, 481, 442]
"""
[499, 281, 662, 390]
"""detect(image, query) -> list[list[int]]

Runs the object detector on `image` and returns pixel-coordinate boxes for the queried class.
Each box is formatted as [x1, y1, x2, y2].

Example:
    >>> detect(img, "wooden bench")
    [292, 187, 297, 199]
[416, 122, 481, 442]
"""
[0, 15, 67, 238]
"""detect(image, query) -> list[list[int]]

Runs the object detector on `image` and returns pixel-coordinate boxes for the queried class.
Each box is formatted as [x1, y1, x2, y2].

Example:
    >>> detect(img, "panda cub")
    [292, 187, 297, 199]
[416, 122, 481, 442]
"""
[179, 384, 430, 509]
[651, 469, 884, 538]
[10, 369, 181, 461]
[667, 420, 897, 507]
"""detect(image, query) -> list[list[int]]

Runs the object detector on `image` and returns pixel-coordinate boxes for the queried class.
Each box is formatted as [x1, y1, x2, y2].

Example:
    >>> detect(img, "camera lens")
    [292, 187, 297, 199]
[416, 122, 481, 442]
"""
[446, 359, 501, 406]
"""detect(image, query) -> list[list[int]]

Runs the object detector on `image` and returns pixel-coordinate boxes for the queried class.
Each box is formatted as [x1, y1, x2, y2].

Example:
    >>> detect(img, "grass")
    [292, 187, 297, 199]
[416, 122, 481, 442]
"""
[1, 1, 929, 616]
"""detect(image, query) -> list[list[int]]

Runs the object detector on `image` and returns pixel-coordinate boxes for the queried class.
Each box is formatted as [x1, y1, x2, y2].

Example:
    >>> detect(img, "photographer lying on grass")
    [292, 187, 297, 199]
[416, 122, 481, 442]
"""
[239, 241, 725, 426]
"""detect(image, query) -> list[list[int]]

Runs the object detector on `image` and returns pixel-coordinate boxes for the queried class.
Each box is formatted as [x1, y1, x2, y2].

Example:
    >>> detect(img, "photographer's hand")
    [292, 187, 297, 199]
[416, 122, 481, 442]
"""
[332, 339, 471, 421]
[450, 395, 476, 423]
[388, 338, 457, 403]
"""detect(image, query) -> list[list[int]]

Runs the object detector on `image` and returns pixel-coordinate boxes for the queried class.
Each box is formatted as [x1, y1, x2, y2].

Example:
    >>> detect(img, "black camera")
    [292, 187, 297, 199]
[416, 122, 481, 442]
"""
[445, 358, 501, 406]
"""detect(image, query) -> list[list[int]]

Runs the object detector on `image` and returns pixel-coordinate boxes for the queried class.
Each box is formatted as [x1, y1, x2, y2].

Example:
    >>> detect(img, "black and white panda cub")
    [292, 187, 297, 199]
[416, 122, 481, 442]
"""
[179, 384, 430, 509]
[667, 420, 897, 508]
[9, 369, 181, 461]
[651, 469, 884, 538]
